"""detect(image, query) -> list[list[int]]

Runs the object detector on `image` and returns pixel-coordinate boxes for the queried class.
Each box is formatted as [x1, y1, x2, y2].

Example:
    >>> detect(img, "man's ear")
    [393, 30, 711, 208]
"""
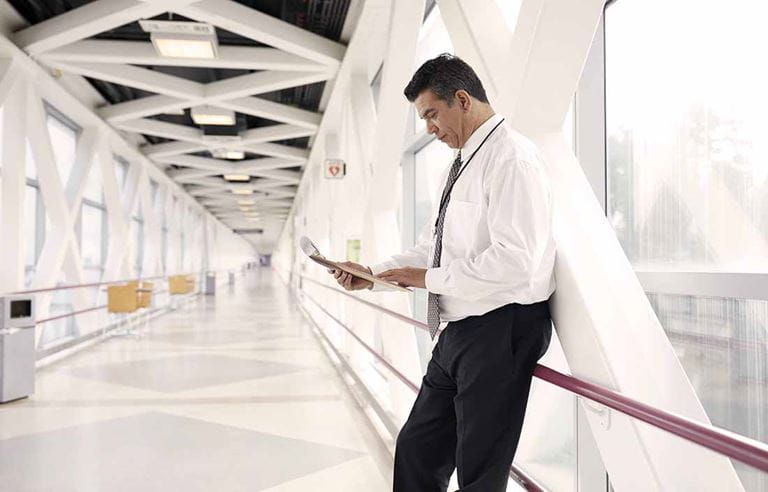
[455, 90, 472, 112]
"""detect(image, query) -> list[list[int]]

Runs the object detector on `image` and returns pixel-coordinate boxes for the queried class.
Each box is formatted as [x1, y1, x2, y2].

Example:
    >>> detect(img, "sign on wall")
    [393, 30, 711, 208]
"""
[324, 159, 346, 179]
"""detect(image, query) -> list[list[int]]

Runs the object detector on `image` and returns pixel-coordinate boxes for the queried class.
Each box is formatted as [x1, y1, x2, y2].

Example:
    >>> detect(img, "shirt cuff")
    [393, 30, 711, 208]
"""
[368, 260, 400, 292]
[425, 267, 449, 295]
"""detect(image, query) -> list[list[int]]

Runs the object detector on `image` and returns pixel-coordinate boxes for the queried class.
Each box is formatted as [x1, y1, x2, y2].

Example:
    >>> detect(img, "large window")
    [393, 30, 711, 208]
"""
[606, 2, 768, 490]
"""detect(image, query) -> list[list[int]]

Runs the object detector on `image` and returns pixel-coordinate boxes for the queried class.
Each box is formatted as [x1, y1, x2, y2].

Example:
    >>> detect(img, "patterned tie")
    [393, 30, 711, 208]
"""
[427, 151, 463, 339]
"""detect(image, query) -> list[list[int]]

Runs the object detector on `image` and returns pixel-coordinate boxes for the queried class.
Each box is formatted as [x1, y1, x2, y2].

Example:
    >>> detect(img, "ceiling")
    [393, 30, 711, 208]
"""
[7, 0, 353, 245]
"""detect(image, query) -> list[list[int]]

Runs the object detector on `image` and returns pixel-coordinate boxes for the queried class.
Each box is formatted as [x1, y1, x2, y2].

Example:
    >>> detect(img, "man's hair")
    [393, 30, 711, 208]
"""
[403, 53, 489, 105]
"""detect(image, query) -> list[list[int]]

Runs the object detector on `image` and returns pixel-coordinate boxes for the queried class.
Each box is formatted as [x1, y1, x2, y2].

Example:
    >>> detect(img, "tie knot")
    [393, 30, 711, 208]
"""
[456, 151, 462, 163]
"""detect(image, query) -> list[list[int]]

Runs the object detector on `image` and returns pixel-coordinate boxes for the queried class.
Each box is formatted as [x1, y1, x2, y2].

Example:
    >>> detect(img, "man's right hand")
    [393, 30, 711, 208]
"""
[329, 261, 373, 291]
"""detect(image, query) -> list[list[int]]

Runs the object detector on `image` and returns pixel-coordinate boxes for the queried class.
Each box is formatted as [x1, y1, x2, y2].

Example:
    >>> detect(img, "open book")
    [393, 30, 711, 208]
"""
[299, 236, 411, 293]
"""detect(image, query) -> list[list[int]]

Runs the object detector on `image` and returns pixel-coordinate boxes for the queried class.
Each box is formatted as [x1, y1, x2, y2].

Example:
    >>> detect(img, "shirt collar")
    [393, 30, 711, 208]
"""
[458, 113, 503, 163]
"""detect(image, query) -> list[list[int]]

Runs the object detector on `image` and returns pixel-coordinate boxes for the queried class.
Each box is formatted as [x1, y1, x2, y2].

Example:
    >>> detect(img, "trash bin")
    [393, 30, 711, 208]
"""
[205, 271, 216, 295]
[0, 295, 36, 403]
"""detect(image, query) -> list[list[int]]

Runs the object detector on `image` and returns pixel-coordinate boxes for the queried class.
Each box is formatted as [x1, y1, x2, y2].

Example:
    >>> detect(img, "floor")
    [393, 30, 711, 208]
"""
[0, 269, 391, 492]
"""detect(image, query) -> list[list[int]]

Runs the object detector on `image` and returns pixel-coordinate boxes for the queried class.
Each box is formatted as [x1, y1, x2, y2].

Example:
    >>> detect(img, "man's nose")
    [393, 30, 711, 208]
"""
[426, 122, 438, 135]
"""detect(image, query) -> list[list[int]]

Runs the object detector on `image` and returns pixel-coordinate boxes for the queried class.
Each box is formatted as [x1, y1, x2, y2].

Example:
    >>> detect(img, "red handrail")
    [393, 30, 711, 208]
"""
[300, 275, 768, 472]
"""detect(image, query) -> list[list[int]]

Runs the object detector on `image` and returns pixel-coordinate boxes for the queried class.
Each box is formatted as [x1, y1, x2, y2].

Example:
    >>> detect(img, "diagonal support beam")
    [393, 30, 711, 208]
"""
[216, 97, 321, 129]
[98, 70, 332, 123]
[13, 0, 196, 55]
[47, 61, 205, 100]
[40, 41, 331, 72]
[175, 0, 346, 67]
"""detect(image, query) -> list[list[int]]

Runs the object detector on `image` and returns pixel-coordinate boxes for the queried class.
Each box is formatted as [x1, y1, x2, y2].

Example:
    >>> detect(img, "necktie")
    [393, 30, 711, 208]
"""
[427, 151, 462, 339]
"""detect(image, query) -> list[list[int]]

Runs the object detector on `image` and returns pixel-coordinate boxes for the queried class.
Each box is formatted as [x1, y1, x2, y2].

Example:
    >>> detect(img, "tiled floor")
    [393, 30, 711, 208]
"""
[0, 269, 391, 491]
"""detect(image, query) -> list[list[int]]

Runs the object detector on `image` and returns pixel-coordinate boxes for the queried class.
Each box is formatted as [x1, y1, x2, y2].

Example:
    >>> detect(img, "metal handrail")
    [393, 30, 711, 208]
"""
[10, 271, 204, 295]
[300, 275, 768, 472]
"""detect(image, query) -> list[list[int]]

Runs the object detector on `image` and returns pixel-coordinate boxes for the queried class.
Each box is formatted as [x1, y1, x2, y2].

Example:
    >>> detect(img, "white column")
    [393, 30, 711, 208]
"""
[0, 65, 26, 293]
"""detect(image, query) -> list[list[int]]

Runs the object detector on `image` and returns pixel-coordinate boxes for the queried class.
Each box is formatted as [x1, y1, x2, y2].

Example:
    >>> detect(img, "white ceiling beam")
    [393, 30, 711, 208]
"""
[100, 95, 190, 123]
[49, 61, 204, 100]
[167, 168, 217, 182]
[116, 118, 203, 143]
[12, 0, 180, 55]
[202, 70, 333, 100]
[157, 155, 231, 172]
[216, 97, 321, 130]
[143, 140, 209, 158]
[239, 124, 315, 144]
[243, 142, 310, 160]
[40, 41, 331, 72]
[236, 157, 306, 171]
[99, 70, 331, 123]
[175, 0, 346, 67]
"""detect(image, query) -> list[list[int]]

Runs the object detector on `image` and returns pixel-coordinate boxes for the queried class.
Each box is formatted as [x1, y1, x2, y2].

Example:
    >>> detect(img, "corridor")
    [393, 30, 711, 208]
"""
[0, 271, 391, 492]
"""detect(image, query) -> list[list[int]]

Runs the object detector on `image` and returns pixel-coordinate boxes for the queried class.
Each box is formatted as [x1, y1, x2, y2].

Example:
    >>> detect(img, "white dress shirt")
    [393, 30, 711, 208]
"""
[371, 113, 556, 323]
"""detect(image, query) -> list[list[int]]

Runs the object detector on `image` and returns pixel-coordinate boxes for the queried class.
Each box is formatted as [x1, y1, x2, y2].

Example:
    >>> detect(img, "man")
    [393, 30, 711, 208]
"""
[330, 54, 556, 492]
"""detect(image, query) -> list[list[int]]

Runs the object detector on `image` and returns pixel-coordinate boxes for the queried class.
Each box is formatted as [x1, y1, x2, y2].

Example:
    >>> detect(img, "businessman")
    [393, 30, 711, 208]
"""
[330, 54, 556, 492]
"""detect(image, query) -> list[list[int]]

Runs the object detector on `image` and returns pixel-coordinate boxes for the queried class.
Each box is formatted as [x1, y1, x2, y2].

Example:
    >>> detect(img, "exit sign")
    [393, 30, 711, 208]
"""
[324, 159, 346, 179]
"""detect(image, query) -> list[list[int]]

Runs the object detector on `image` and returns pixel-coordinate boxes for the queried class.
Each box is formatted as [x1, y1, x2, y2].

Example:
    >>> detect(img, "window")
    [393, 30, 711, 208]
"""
[494, 0, 522, 32]
[46, 111, 78, 186]
[606, 0, 768, 271]
[606, 2, 768, 489]
[114, 156, 128, 190]
[412, 6, 454, 135]
[131, 199, 144, 277]
[80, 204, 103, 269]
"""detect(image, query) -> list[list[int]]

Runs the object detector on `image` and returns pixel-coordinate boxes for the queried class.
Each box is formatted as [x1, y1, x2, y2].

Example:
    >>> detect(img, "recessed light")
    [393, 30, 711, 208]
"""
[224, 174, 250, 182]
[140, 21, 219, 59]
[191, 105, 235, 125]
[231, 189, 253, 195]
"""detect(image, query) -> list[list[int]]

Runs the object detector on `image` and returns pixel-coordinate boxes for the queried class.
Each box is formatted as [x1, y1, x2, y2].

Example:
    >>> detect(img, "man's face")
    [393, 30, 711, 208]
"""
[414, 89, 468, 149]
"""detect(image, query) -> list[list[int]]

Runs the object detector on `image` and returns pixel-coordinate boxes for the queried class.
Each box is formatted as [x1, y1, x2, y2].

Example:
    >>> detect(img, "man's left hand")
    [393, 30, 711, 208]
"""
[376, 267, 427, 289]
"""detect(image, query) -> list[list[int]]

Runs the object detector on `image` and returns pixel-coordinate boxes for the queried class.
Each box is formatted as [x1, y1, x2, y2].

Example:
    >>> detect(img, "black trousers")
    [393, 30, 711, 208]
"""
[393, 300, 552, 492]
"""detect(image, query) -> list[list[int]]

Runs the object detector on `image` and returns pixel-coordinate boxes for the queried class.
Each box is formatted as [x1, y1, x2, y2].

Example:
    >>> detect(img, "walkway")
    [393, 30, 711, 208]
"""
[0, 269, 391, 491]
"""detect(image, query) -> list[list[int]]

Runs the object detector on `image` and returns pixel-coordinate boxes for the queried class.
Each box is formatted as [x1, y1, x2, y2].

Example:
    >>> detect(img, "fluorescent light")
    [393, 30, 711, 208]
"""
[237, 199, 256, 205]
[224, 174, 250, 182]
[191, 105, 235, 126]
[232, 189, 253, 195]
[142, 21, 219, 59]
[212, 149, 245, 160]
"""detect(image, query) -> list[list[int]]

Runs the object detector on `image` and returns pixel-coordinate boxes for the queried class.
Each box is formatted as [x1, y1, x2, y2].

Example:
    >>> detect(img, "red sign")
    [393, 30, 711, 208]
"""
[324, 159, 346, 179]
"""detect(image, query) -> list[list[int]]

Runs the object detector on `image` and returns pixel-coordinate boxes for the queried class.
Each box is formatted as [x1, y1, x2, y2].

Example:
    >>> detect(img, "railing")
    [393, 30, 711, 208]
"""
[9, 270, 221, 325]
[297, 274, 768, 485]
[6, 270, 237, 359]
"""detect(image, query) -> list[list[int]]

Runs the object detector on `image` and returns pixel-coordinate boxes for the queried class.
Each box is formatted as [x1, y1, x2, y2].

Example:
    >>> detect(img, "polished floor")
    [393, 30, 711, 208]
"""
[0, 270, 391, 491]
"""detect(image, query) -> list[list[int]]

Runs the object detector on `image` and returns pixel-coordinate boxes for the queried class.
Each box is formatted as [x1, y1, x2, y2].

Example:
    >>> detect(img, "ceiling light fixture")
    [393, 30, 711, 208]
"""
[140, 20, 219, 59]
[212, 148, 245, 160]
[237, 199, 256, 205]
[224, 174, 250, 182]
[231, 189, 253, 195]
[191, 105, 235, 126]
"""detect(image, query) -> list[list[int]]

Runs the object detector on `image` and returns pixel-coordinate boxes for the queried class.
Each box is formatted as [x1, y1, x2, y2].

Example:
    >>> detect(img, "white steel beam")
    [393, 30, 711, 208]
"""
[216, 97, 321, 129]
[116, 118, 204, 143]
[175, 0, 346, 66]
[202, 70, 334, 101]
[0, 79, 26, 293]
[48, 61, 205, 100]
[12, 0, 173, 55]
[98, 70, 331, 123]
[41, 41, 331, 72]
[438, 0, 745, 489]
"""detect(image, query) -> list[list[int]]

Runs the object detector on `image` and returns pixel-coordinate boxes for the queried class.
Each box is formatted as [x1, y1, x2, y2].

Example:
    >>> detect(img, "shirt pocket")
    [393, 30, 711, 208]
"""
[443, 199, 480, 255]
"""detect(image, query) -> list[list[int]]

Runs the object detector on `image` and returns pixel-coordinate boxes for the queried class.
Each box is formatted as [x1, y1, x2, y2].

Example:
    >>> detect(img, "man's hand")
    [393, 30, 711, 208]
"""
[376, 267, 427, 289]
[329, 261, 373, 291]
